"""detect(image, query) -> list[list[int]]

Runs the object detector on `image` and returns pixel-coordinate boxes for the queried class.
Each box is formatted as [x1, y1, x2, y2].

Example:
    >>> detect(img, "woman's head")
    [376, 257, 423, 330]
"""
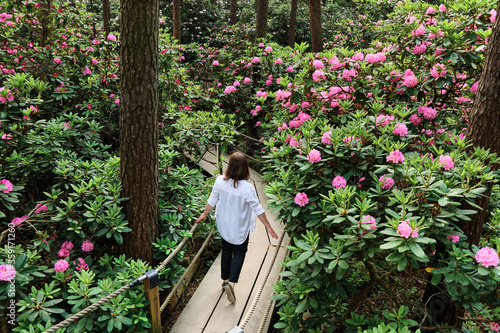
[224, 152, 250, 187]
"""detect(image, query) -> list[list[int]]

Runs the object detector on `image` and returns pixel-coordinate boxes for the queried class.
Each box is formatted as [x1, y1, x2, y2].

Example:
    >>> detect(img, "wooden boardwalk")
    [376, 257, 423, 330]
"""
[170, 148, 289, 332]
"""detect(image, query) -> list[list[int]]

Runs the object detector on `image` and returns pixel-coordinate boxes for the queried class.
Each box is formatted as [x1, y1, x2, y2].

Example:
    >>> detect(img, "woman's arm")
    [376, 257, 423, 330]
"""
[195, 204, 214, 223]
[257, 213, 278, 239]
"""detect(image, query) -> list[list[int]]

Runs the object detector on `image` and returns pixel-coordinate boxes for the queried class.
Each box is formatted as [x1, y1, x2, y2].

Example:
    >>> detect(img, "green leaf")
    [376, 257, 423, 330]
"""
[431, 273, 442, 285]
[380, 240, 402, 250]
[408, 242, 426, 258]
[295, 298, 308, 313]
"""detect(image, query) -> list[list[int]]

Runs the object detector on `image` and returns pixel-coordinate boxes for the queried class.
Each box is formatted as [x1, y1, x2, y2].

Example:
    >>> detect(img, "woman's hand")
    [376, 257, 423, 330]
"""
[195, 213, 206, 223]
[267, 226, 278, 240]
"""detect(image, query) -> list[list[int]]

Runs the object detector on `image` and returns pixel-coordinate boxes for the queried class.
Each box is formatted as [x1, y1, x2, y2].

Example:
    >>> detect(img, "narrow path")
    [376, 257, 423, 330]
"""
[170, 146, 289, 332]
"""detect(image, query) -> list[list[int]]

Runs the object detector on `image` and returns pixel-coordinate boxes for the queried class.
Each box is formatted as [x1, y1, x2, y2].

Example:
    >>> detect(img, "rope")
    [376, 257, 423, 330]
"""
[156, 222, 199, 273]
[160, 227, 216, 312]
[43, 284, 131, 333]
[238, 229, 286, 330]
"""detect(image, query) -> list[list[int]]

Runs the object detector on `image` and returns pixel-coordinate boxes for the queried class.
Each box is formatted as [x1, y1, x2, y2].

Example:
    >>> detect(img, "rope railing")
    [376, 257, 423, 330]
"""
[43, 222, 202, 333]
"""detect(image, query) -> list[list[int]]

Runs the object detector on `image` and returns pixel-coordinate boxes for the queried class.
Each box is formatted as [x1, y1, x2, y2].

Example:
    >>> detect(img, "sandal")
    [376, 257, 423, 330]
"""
[223, 282, 236, 303]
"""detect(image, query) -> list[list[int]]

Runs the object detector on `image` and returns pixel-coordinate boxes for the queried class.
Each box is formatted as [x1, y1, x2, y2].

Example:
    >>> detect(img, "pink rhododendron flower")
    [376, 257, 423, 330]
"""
[74, 258, 89, 272]
[264, 46, 273, 52]
[430, 63, 447, 78]
[287, 66, 294, 73]
[397, 220, 418, 238]
[313, 59, 324, 69]
[294, 192, 309, 207]
[375, 114, 394, 126]
[439, 4, 447, 12]
[379, 175, 395, 190]
[403, 75, 418, 88]
[81, 240, 94, 252]
[212, 60, 219, 66]
[312, 69, 326, 82]
[107, 34, 117, 41]
[321, 131, 333, 144]
[35, 204, 48, 213]
[447, 235, 460, 243]
[91, 58, 98, 65]
[251, 57, 260, 63]
[332, 176, 347, 189]
[275, 58, 283, 65]
[475, 247, 499, 268]
[92, 38, 100, 45]
[54, 260, 69, 272]
[83, 67, 91, 75]
[411, 25, 426, 37]
[361, 215, 377, 232]
[11, 216, 27, 227]
[490, 9, 497, 23]
[289, 138, 301, 147]
[470, 82, 479, 93]
[343, 136, 359, 145]
[53, 57, 62, 65]
[301, 101, 310, 108]
[409, 114, 422, 126]
[0, 179, 13, 193]
[0, 265, 16, 281]
[393, 123, 408, 136]
[58, 248, 70, 257]
[365, 52, 386, 63]
[491, 322, 499, 332]
[421, 106, 437, 120]
[307, 149, 321, 163]
[413, 44, 427, 55]
[243, 77, 251, 84]
[438, 155, 454, 170]
[426, 6, 435, 15]
[62, 241, 74, 251]
[352, 52, 364, 61]
[387, 150, 405, 164]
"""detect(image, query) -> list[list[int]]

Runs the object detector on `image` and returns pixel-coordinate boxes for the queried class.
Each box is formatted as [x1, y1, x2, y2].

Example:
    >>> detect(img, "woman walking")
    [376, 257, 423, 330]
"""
[195, 152, 278, 303]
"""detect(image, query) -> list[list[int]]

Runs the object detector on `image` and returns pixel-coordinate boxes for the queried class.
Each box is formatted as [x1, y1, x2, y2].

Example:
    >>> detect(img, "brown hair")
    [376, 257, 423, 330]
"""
[224, 152, 250, 187]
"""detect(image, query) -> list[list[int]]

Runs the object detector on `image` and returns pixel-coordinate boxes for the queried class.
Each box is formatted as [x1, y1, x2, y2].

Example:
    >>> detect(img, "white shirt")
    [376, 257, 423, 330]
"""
[207, 175, 265, 245]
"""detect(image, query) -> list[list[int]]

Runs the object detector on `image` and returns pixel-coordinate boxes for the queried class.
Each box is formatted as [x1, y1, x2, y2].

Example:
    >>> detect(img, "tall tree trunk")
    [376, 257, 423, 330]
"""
[120, 0, 159, 263]
[173, 0, 181, 41]
[461, 0, 500, 246]
[230, 0, 237, 25]
[103, 0, 111, 35]
[255, 0, 269, 39]
[288, 0, 298, 47]
[40, 0, 51, 48]
[422, 2, 500, 327]
[308, 0, 323, 52]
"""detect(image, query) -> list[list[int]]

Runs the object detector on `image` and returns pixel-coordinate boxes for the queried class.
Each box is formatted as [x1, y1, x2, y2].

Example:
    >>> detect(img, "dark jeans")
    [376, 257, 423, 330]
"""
[221, 236, 249, 283]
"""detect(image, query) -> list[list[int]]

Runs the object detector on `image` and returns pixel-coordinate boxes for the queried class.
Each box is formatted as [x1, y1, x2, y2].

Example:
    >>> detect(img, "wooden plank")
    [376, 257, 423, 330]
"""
[144, 278, 161, 333]
[169, 253, 224, 333]
[240, 242, 290, 332]
[202, 242, 270, 333]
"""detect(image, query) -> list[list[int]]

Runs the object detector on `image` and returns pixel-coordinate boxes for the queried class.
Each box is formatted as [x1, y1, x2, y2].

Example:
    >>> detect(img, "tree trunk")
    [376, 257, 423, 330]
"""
[103, 0, 111, 35]
[422, 2, 500, 328]
[40, 0, 51, 48]
[173, 0, 181, 41]
[288, 0, 298, 47]
[230, 0, 237, 25]
[308, 0, 323, 52]
[120, 0, 159, 263]
[461, 0, 500, 246]
[255, 0, 269, 39]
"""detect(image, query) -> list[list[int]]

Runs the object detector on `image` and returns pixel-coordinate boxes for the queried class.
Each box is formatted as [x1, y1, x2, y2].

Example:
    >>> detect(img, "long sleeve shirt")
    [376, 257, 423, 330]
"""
[207, 175, 265, 245]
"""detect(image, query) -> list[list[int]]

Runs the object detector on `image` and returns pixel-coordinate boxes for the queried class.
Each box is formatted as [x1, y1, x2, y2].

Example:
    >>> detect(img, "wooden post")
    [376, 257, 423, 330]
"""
[144, 270, 161, 333]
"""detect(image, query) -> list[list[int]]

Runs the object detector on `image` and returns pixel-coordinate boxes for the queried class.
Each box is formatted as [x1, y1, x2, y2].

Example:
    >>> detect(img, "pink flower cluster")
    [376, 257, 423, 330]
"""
[475, 247, 499, 268]
[375, 114, 394, 127]
[430, 63, 447, 78]
[438, 155, 454, 170]
[418, 105, 437, 120]
[361, 215, 377, 233]
[392, 123, 408, 137]
[11, 216, 27, 227]
[379, 175, 394, 190]
[0, 264, 16, 281]
[491, 322, 499, 332]
[0, 179, 13, 193]
[365, 52, 386, 63]
[294, 192, 309, 207]
[397, 220, 419, 239]
[321, 131, 333, 144]
[447, 235, 460, 243]
[332, 176, 347, 189]
[54, 259, 69, 272]
[74, 258, 89, 272]
[307, 149, 321, 163]
[386, 150, 405, 164]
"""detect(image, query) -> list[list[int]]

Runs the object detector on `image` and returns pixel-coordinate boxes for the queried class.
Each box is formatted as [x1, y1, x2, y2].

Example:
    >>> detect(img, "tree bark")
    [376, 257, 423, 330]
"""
[173, 0, 181, 41]
[230, 0, 237, 25]
[255, 0, 269, 39]
[103, 0, 111, 35]
[308, 0, 323, 52]
[40, 0, 51, 48]
[422, 2, 500, 328]
[288, 0, 298, 47]
[461, 0, 500, 246]
[120, 0, 159, 263]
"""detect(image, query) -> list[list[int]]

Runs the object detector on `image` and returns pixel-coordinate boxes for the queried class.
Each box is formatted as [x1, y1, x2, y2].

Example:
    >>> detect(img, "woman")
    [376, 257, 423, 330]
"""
[196, 152, 278, 303]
